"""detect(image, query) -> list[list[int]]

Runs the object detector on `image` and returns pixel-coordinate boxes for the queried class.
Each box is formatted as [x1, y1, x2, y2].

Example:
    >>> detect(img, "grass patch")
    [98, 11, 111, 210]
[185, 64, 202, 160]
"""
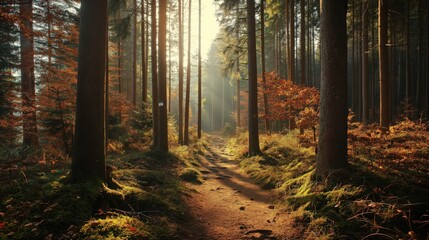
[80, 213, 149, 240]
[229, 128, 429, 239]
[179, 168, 201, 183]
[0, 144, 194, 239]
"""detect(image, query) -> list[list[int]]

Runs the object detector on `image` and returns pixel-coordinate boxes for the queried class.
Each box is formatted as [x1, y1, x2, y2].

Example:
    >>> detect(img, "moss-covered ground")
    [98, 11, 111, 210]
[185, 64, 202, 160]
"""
[0, 130, 206, 240]
[227, 120, 429, 239]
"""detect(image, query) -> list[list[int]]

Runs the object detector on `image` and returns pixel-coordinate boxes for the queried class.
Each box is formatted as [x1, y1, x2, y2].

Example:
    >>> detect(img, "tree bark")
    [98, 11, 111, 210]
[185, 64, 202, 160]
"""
[168, 12, 172, 113]
[247, 0, 261, 156]
[316, 0, 348, 180]
[178, 0, 184, 144]
[362, 0, 369, 123]
[197, 0, 202, 139]
[289, 0, 295, 83]
[132, 0, 137, 106]
[145, 0, 149, 104]
[151, 0, 159, 148]
[261, 0, 270, 133]
[184, 0, 192, 145]
[379, 0, 389, 129]
[405, 0, 410, 104]
[158, 0, 168, 152]
[72, 0, 108, 182]
[19, 0, 39, 148]
[300, 0, 306, 85]
[236, 4, 241, 130]
[141, 0, 147, 104]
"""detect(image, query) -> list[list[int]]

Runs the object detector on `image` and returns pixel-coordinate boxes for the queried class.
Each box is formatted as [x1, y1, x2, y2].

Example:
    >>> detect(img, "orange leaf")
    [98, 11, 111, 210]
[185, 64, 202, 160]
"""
[128, 225, 137, 232]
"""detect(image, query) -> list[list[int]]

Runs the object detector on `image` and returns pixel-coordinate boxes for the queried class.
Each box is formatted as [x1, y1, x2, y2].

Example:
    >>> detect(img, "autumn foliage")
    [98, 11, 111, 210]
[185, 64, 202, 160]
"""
[259, 72, 320, 130]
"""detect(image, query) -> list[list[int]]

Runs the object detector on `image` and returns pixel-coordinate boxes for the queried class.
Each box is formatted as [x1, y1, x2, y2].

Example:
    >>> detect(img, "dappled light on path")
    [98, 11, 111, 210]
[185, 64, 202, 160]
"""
[183, 135, 294, 240]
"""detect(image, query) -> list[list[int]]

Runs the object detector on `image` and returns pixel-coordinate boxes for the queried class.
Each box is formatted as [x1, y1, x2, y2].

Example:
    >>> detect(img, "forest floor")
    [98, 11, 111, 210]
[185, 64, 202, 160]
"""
[1, 119, 429, 239]
[182, 135, 297, 240]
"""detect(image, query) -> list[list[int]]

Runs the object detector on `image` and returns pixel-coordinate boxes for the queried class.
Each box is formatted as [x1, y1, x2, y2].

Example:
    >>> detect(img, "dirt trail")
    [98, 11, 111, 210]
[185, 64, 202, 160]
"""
[183, 135, 295, 240]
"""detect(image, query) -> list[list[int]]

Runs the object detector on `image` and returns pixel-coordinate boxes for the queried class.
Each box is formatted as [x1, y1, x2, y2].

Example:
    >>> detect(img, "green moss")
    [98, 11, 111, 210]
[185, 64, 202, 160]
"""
[179, 168, 201, 183]
[79, 214, 149, 240]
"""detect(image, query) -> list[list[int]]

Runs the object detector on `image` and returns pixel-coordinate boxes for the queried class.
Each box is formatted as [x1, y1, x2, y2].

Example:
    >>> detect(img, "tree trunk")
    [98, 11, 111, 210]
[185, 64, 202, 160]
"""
[236, 5, 241, 130]
[300, 0, 306, 85]
[405, 0, 410, 104]
[316, 0, 348, 180]
[145, 0, 149, 104]
[197, 0, 202, 139]
[261, 0, 270, 134]
[151, 0, 159, 148]
[141, 0, 147, 104]
[178, 0, 184, 144]
[184, 0, 192, 145]
[285, 1, 290, 79]
[117, 10, 122, 123]
[379, 0, 389, 129]
[362, 0, 369, 123]
[158, 0, 168, 152]
[417, 0, 425, 116]
[71, 0, 108, 183]
[426, 3, 429, 119]
[168, 13, 172, 113]
[289, 0, 295, 83]
[132, 0, 137, 106]
[19, 0, 39, 148]
[246, 0, 261, 156]
[105, 16, 109, 156]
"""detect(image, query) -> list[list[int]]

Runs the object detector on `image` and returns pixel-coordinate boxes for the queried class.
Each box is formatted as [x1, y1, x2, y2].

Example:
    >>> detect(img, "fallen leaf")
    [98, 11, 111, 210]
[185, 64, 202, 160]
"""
[127, 225, 137, 232]
[0, 222, 5, 228]
[24, 223, 33, 227]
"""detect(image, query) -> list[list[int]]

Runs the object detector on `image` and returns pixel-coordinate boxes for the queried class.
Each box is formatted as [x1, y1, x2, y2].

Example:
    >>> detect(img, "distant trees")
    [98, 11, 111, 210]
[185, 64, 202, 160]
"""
[0, 6, 19, 149]
[316, 0, 348, 179]
[71, 0, 108, 182]
[1, 0, 428, 165]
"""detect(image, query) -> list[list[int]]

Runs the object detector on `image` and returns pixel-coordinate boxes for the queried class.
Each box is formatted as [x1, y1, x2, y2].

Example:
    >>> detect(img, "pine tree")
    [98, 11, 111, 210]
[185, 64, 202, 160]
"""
[316, 0, 348, 181]
[71, 0, 108, 183]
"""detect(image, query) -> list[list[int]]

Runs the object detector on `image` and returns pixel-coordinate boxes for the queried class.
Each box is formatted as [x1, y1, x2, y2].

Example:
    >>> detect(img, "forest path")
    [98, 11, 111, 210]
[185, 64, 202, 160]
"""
[183, 135, 296, 240]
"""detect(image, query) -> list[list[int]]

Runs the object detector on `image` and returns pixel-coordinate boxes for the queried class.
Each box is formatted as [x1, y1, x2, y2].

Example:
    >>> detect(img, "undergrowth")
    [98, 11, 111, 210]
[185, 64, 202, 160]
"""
[0, 118, 208, 239]
[228, 120, 429, 240]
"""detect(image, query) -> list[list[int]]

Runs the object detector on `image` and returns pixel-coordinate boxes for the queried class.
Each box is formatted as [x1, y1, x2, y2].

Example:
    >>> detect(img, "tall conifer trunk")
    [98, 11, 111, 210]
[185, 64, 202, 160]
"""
[178, 0, 184, 144]
[362, 0, 369, 123]
[247, 0, 261, 156]
[184, 0, 192, 145]
[19, 0, 39, 148]
[379, 0, 389, 129]
[151, 0, 159, 148]
[72, 0, 108, 182]
[261, 0, 270, 133]
[158, 0, 168, 152]
[197, 0, 202, 139]
[316, 0, 348, 180]
[141, 0, 147, 104]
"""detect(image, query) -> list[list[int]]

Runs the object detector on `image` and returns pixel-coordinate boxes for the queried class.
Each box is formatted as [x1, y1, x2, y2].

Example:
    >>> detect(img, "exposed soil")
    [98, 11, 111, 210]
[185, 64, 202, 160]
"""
[183, 135, 297, 240]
